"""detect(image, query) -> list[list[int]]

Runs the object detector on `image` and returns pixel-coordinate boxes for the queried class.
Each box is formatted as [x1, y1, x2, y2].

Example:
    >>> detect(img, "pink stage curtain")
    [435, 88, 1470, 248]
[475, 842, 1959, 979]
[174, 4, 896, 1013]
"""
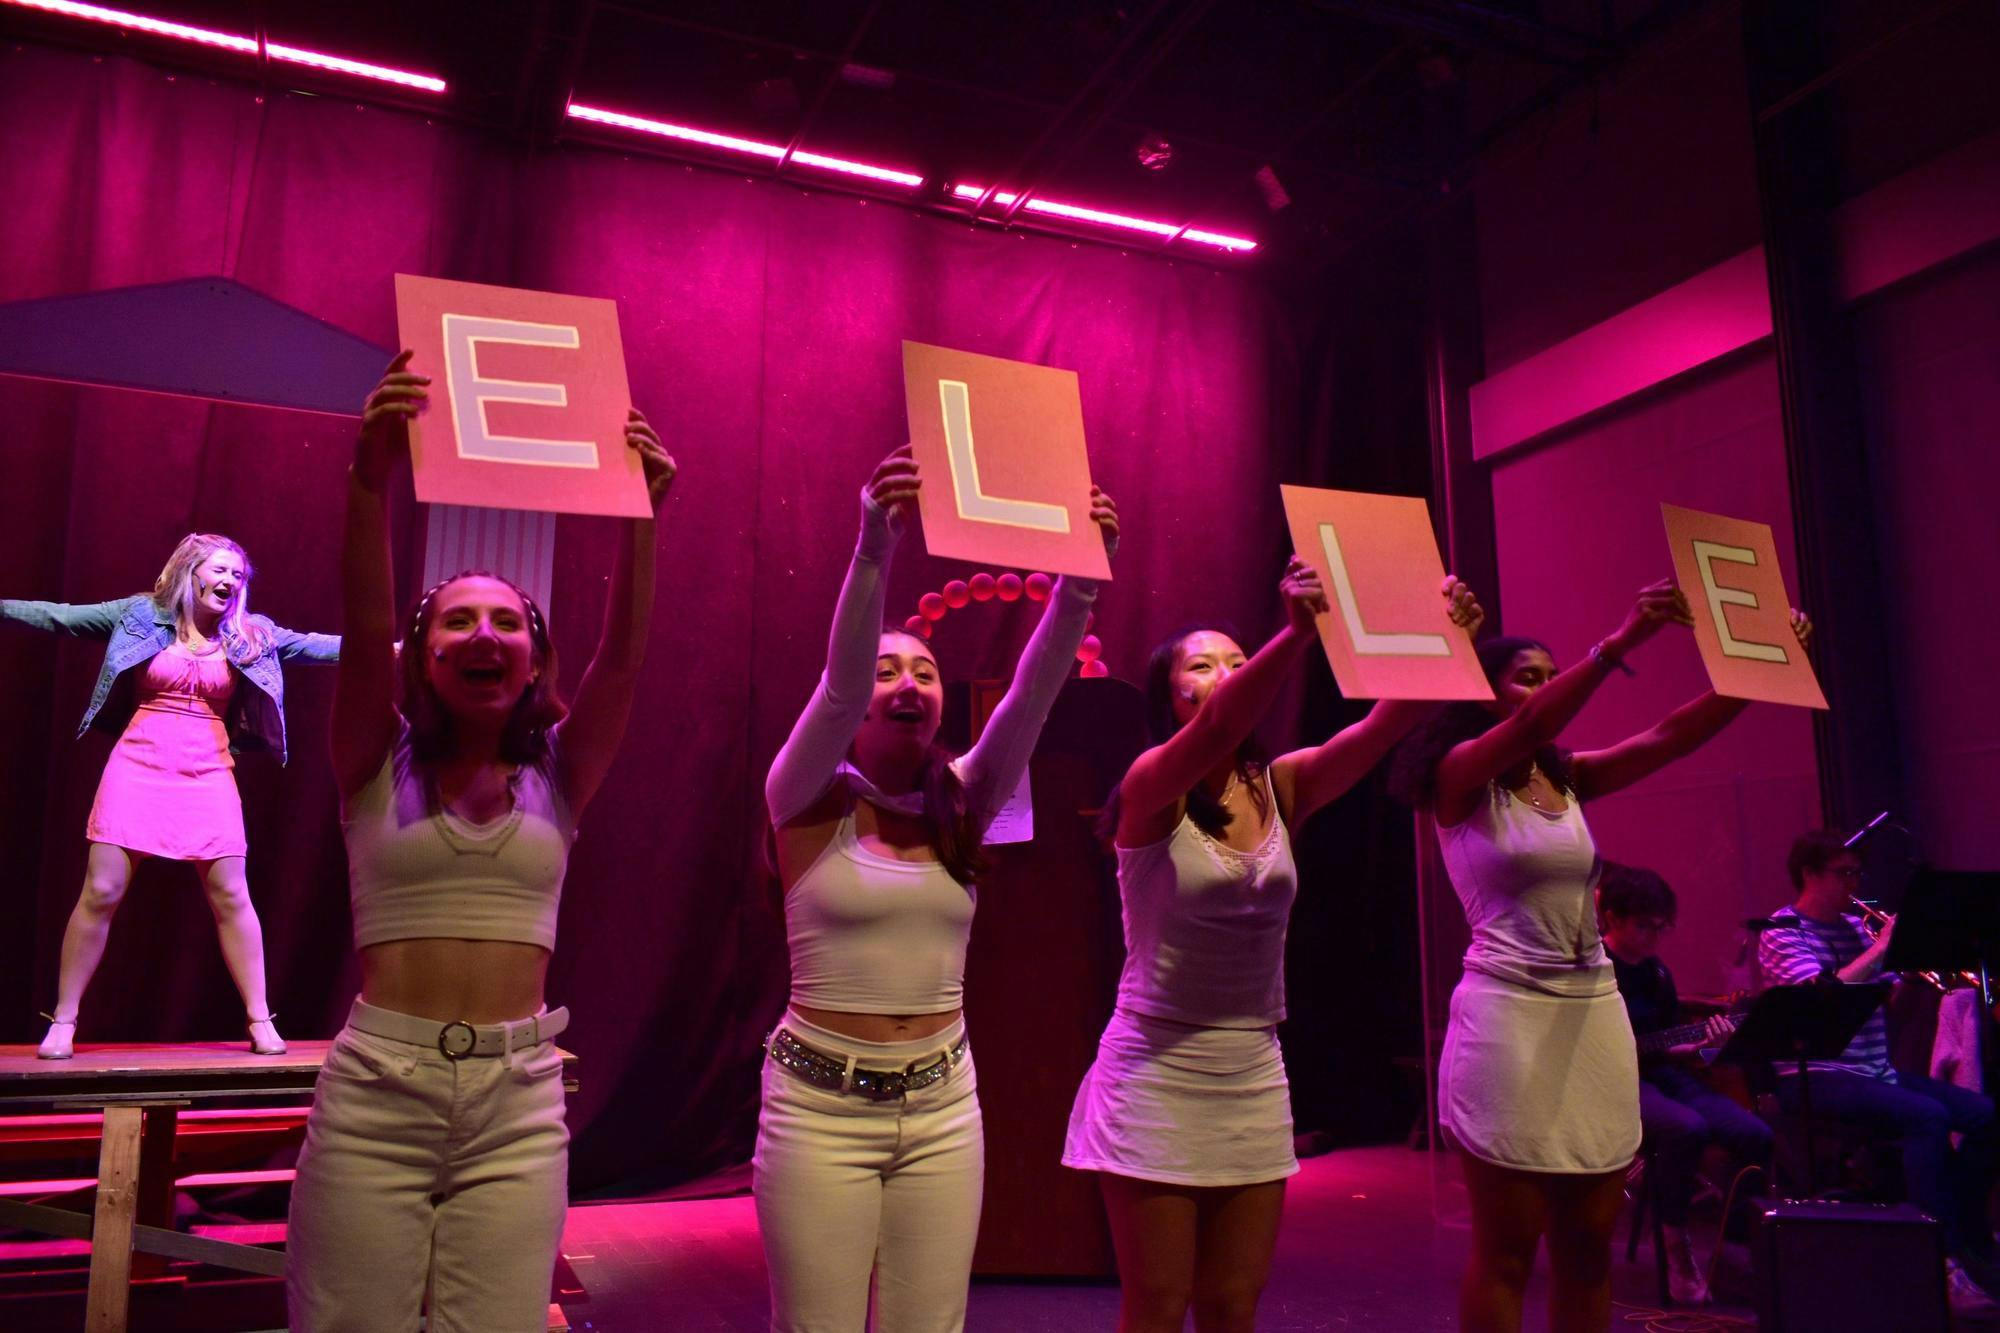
[0, 44, 1293, 1191]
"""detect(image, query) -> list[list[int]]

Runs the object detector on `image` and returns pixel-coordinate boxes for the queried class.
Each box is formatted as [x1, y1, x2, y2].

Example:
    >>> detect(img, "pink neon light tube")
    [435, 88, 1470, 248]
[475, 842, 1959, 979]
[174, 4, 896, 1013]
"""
[3, 0, 447, 91]
[953, 183, 1256, 253]
[567, 103, 924, 188]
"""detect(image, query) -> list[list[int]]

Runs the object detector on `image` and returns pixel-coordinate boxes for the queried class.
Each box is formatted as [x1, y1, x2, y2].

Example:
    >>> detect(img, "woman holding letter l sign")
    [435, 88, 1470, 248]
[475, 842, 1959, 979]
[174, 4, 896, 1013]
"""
[1066, 555, 1482, 1333]
[758, 442, 1118, 1333]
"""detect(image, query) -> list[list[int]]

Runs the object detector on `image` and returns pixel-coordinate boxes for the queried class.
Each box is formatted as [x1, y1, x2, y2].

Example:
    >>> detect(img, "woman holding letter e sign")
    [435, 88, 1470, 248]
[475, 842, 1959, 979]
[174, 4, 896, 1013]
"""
[1389, 580, 1810, 1333]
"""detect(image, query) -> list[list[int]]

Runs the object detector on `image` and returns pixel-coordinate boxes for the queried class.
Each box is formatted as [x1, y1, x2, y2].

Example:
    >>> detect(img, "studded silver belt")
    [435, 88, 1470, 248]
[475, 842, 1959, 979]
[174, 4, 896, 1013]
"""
[767, 1026, 967, 1101]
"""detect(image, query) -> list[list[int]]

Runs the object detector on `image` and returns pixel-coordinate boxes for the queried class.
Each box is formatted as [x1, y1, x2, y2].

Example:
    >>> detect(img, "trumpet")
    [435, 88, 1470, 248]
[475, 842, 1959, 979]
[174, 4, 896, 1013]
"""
[1852, 898, 1980, 991]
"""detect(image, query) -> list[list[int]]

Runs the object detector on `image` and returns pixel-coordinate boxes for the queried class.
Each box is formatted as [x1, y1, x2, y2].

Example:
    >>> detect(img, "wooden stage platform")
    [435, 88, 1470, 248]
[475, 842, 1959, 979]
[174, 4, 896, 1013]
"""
[0, 1041, 577, 1331]
[0, 1041, 334, 1107]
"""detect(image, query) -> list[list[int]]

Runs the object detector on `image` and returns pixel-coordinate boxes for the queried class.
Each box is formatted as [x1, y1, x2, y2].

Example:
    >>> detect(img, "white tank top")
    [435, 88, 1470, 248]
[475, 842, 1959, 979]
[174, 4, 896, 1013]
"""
[785, 803, 976, 1015]
[342, 737, 574, 951]
[1113, 773, 1299, 1029]
[1437, 781, 1609, 997]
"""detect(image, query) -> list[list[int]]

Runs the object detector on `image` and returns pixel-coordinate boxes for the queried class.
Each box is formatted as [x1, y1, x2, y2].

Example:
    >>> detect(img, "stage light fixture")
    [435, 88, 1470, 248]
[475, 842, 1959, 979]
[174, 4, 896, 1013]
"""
[566, 102, 925, 188]
[1, 0, 448, 92]
[952, 184, 1257, 253]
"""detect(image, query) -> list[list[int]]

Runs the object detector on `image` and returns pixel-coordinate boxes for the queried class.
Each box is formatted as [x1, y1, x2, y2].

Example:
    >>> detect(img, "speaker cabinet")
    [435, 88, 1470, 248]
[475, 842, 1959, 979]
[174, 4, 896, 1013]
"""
[1754, 1201, 1946, 1332]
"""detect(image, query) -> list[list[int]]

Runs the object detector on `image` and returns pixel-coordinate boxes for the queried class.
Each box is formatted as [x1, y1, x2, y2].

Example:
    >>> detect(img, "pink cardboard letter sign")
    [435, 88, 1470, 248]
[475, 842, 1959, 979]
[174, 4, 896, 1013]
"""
[901, 341, 1111, 581]
[1280, 485, 1492, 701]
[1661, 503, 1826, 709]
[394, 274, 648, 518]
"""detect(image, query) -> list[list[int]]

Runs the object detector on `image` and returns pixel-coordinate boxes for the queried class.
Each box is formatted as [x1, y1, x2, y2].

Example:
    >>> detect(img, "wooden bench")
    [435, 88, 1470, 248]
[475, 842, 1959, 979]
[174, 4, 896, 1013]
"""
[0, 1042, 577, 1331]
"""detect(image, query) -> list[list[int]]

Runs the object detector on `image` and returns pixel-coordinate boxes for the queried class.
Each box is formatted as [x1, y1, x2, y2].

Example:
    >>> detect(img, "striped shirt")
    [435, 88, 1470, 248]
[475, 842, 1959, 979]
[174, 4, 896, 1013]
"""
[1756, 907, 1895, 1081]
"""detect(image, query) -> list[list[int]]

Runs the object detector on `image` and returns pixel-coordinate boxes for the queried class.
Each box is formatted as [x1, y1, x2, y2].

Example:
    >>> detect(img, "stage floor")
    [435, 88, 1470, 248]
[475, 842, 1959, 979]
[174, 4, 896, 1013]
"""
[6, 1140, 1992, 1329]
[557, 1145, 1760, 1332]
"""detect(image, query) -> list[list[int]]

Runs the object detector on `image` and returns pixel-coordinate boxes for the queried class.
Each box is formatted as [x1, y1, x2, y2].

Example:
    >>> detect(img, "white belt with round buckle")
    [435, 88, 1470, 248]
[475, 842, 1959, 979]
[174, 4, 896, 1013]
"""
[438, 1020, 479, 1060]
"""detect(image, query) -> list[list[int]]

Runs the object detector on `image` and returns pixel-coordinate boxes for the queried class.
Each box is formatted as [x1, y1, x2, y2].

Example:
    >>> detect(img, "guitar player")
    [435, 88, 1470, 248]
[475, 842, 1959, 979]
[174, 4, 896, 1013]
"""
[1599, 863, 1774, 1305]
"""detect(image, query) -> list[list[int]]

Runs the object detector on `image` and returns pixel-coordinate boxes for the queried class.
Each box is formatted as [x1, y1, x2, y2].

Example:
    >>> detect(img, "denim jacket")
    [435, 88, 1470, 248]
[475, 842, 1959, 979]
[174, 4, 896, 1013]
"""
[1, 595, 340, 765]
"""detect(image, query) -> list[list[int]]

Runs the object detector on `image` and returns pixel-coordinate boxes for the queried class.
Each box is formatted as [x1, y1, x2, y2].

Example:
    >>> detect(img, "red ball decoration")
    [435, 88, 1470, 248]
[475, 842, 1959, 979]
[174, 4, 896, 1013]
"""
[902, 615, 932, 640]
[1080, 659, 1110, 679]
[1024, 572, 1052, 602]
[995, 573, 1023, 602]
[968, 573, 996, 602]
[1075, 634, 1102, 664]
[918, 592, 948, 621]
[942, 579, 970, 609]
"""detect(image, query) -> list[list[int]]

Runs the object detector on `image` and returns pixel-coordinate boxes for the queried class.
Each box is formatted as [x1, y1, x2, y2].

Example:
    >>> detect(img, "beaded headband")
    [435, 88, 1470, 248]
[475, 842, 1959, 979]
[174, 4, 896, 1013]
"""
[410, 571, 548, 647]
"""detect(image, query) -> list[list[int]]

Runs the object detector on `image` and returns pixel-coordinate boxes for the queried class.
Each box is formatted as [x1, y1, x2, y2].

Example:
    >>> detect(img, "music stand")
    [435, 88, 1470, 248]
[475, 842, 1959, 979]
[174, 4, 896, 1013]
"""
[1881, 868, 2000, 1005]
[1715, 981, 1890, 1196]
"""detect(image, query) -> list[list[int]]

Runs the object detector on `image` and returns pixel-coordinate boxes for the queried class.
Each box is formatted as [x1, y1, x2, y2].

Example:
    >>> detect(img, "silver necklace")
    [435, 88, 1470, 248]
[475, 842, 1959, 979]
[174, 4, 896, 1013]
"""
[431, 771, 524, 857]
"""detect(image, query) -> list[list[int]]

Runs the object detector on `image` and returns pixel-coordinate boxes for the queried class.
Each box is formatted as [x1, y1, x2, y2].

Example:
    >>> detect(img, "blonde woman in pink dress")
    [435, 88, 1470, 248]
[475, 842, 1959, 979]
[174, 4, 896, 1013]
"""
[3, 534, 340, 1058]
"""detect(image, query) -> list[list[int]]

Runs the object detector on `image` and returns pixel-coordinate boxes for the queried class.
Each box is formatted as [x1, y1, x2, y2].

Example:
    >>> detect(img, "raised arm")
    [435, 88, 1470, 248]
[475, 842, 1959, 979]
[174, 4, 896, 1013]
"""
[0, 596, 137, 638]
[1115, 558, 1326, 841]
[1759, 915, 1889, 986]
[957, 489, 1118, 821]
[764, 445, 918, 827]
[1572, 610, 1811, 801]
[554, 411, 676, 816]
[269, 625, 343, 663]
[331, 350, 424, 799]
[1433, 578, 1690, 824]
[1271, 577, 1482, 828]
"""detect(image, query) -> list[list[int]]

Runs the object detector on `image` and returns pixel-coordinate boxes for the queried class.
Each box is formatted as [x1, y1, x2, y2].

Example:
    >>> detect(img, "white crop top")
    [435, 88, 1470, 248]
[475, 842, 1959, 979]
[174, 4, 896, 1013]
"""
[1437, 781, 1608, 997]
[1114, 773, 1299, 1029]
[342, 737, 575, 951]
[784, 797, 977, 1015]
[766, 487, 1099, 1015]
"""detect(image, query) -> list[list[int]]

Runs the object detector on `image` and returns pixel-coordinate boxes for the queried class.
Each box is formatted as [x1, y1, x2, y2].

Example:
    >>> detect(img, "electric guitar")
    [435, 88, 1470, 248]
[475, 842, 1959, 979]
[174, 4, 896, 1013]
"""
[1634, 1009, 1745, 1061]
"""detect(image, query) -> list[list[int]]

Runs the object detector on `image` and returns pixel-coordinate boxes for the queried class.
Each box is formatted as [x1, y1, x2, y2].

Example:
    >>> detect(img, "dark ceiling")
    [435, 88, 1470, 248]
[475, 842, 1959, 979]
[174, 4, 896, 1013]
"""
[5, 0, 1704, 265]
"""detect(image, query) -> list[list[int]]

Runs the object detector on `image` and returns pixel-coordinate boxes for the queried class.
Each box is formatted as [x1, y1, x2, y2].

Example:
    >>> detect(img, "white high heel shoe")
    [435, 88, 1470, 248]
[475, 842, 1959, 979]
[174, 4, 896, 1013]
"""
[37, 1013, 77, 1060]
[246, 1014, 286, 1056]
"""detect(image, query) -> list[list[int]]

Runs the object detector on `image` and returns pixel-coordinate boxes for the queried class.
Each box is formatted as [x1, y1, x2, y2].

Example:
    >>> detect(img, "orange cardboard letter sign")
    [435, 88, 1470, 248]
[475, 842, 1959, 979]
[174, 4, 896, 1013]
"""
[1661, 503, 1826, 708]
[394, 274, 648, 517]
[1280, 486, 1491, 701]
[901, 341, 1111, 580]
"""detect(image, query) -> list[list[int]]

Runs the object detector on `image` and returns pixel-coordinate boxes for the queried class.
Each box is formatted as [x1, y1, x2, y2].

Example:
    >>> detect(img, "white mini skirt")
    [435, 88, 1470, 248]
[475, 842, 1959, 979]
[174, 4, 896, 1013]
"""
[1063, 1008, 1299, 1188]
[1438, 970, 1640, 1174]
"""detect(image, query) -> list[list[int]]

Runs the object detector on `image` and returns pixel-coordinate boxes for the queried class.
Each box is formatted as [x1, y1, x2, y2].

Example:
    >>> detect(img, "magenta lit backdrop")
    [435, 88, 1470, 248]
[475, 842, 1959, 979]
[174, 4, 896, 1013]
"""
[0, 44, 1294, 1191]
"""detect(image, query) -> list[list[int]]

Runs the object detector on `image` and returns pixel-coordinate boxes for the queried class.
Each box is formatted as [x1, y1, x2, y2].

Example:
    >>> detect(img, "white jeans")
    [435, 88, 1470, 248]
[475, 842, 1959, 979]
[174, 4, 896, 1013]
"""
[754, 1012, 984, 1333]
[286, 1003, 570, 1333]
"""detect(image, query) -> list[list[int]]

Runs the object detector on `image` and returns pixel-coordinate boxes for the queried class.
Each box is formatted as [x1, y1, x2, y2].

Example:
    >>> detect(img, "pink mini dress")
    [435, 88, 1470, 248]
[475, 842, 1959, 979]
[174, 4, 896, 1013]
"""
[85, 643, 245, 860]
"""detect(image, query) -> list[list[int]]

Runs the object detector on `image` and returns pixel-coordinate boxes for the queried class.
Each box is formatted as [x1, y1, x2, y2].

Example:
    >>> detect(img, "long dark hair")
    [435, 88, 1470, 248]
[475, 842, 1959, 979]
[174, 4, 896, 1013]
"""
[399, 571, 567, 769]
[1386, 634, 1574, 809]
[882, 629, 989, 887]
[913, 741, 987, 887]
[1098, 622, 1269, 844]
[764, 629, 988, 889]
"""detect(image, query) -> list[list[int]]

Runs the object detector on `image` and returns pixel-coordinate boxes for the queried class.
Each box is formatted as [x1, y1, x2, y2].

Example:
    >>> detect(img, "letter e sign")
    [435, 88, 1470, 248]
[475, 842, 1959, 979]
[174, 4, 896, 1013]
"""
[395, 274, 648, 517]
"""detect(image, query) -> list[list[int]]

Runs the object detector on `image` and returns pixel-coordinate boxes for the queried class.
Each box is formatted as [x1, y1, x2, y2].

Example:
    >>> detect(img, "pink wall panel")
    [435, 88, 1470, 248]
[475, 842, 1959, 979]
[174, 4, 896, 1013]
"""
[1470, 250, 1772, 459]
[1473, 5, 1762, 374]
[1471, 127, 2000, 458]
[1490, 352, 1820, 995]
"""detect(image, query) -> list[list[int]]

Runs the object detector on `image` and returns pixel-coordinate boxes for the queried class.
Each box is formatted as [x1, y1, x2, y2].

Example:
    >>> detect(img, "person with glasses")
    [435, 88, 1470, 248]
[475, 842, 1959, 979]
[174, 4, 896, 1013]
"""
[1598, 863, 1771, 1305]
[1758, 830, 2000, 1307]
